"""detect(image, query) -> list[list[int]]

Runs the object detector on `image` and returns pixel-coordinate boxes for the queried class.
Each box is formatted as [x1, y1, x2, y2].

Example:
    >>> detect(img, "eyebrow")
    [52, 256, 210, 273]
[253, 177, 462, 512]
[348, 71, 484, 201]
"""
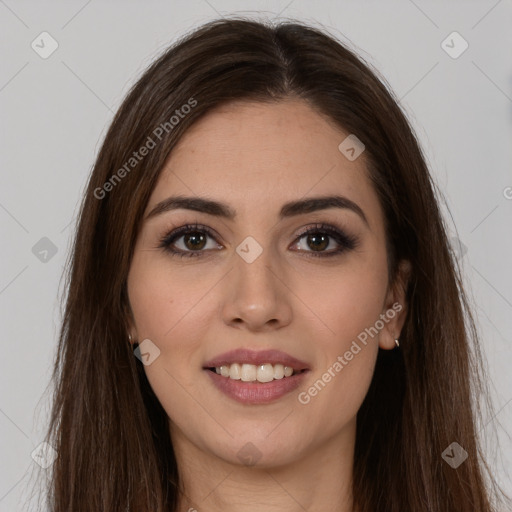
[145, 194, 369, 226]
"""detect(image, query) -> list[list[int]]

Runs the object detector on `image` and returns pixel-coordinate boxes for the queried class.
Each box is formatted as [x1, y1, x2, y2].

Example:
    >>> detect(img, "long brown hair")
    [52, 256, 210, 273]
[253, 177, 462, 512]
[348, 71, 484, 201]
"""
[39, 17, 510, 511]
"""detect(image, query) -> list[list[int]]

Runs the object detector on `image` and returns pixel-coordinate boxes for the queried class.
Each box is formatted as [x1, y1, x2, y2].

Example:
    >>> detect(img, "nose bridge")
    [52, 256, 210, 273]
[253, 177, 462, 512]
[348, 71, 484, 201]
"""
[234, 234, 278, 298]
[222, 233, 292, 329]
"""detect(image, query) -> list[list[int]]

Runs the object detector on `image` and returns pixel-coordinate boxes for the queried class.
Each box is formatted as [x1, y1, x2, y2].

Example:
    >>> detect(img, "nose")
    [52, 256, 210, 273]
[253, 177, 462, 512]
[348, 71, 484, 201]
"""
[221, 242, 293, 332]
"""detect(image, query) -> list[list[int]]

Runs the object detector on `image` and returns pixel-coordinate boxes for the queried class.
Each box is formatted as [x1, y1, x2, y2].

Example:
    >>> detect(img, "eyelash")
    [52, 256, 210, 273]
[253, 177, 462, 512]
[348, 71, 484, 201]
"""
[157, 222, 359, 259]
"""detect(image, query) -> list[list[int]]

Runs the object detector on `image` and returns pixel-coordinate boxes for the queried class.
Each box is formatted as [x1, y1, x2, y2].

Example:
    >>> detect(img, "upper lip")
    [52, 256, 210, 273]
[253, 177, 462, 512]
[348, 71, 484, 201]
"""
[203, 349, 310, 371]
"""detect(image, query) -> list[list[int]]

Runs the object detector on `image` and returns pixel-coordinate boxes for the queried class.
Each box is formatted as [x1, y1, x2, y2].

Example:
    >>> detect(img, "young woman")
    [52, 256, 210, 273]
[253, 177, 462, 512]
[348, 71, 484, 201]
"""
[41, 18, 510, 511]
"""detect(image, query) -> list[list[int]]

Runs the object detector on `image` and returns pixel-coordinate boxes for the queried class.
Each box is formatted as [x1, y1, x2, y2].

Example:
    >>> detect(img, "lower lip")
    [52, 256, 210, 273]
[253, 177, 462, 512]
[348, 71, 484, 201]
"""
[204, 369, 308, 405]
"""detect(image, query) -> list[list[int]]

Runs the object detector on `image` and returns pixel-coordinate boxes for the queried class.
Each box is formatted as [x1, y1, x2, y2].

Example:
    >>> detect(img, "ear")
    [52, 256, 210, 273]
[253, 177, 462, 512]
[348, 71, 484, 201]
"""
[379, 259, 411, 350]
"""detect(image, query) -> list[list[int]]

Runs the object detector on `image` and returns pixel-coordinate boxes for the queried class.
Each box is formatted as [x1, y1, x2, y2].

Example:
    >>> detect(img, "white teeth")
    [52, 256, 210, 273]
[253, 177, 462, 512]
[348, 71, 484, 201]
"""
[212, 363, 299, 382]
[240, 364, 257, 382]
[257, 363, 274, 383]
[273, 364, 284, 380]
[229, 363, 241, 380]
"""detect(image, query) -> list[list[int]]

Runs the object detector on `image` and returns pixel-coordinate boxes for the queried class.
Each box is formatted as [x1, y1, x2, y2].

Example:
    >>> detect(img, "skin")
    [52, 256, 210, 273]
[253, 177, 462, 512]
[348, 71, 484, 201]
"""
[126, 99, 409, 512]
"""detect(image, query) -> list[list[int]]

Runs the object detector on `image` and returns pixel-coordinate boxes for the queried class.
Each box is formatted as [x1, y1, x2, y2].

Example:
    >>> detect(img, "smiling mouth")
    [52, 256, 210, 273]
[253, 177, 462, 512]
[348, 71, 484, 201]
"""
[206, 363, 308, 383]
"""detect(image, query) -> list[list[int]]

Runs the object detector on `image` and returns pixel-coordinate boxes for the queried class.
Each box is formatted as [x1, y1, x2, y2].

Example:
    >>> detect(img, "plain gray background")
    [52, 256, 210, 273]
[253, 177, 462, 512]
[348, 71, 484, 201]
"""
[1, 1, 511, 510]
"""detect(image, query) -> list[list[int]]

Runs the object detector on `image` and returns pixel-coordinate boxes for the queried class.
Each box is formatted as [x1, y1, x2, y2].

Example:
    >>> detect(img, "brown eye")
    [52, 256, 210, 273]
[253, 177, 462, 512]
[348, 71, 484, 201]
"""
[183, 232, 207, 251]
[158, 223, 221, 258]
[292, 223, 359, 258]
[159, 222, 359, 259]
[305, 233, 329, 252]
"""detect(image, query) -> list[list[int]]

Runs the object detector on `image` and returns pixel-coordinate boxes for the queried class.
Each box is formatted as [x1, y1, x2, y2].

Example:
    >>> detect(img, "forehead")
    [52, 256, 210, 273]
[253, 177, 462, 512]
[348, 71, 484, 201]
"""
[147, 99, 383, 230]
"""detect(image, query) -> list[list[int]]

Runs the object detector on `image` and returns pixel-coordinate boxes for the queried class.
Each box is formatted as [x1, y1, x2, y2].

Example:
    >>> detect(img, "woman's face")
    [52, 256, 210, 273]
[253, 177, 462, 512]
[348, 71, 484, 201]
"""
[127, 99, 407, 468]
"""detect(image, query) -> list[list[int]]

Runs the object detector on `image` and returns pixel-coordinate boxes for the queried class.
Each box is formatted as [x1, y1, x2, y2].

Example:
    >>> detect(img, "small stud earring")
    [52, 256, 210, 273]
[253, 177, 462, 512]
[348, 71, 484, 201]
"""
[394, 338, 400, 348]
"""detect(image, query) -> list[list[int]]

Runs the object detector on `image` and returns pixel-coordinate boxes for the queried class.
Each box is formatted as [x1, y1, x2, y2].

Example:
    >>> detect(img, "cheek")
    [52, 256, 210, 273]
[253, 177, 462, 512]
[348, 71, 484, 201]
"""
[126, 247, 227, 349]
[127, 255, 217, 435]
[293, 253, 387, 415]
[294, 251, 389, 350]
[127, 248, 214, 344]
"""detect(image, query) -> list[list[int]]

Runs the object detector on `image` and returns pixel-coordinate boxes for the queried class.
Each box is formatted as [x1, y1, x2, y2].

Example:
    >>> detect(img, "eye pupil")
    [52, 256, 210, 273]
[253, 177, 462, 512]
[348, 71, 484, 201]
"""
[184, 232, 206, 250]
[308, 233, 328, 251]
